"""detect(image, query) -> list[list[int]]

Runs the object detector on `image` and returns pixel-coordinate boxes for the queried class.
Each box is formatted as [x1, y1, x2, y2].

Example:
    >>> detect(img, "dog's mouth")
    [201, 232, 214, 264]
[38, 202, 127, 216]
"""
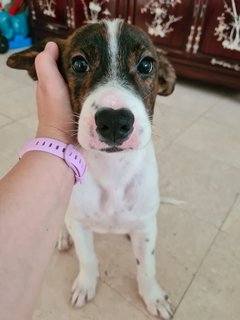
[100, 146, 124, 153]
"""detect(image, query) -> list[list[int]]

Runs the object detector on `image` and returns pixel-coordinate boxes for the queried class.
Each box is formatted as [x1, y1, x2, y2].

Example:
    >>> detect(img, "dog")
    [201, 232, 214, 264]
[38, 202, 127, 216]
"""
[7, 19, 176, 319]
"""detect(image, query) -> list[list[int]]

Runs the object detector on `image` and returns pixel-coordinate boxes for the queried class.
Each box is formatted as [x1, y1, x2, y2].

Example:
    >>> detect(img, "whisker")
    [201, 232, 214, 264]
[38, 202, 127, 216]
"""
[72, 112, 81, 118]
[67, 129, 79, 133]
[65, 121, 79, 126]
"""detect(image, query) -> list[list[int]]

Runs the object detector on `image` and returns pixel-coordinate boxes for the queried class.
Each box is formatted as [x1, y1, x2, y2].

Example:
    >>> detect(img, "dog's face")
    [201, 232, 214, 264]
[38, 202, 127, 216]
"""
[7, 19, 176, 153]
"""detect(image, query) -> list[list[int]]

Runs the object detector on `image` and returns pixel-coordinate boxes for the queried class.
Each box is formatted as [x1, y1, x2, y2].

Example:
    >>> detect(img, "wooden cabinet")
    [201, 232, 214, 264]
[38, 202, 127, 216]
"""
[135, 0, 240, 89]
[133, 0, 195, 53]
[28, 0, 240, 89]
[29, 0, 127, 39]
[29, 0, 73, 38]
[199, 1, 240, 61]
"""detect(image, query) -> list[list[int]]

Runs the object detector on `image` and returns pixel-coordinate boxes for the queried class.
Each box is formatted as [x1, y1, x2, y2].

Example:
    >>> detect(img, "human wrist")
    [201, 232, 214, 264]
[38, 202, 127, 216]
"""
[36, 125, 74, 145]
[20, 137, 87, 184]
[21, 149, 75, 181]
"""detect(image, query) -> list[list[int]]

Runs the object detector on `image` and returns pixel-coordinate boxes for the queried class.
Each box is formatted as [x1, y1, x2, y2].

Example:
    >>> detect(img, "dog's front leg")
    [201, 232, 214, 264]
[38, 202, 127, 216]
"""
[65, 217, 99, 307]
[130, 218, 173, 319]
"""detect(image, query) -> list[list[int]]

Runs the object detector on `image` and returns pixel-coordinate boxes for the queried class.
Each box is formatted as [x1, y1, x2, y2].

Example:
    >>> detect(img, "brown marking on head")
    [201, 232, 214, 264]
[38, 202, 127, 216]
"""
[119, 23, 176, 117]
[6, 20, 176, 120]
[126, 49, 158, 117]
[62, 22, 109, 115]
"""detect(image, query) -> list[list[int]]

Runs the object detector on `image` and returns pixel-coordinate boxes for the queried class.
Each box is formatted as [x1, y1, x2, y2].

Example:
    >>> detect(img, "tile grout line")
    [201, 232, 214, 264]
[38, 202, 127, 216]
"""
[0, 118, 17, 130]
[17, 111, 36, 120]
[0, 111, 36, 123]
[0, 112, 36, 131]
[219, 192, 240, 232]
[173, 192, 240, 315]
[176, 138, 240, 171]
[170, 103, 216, 143]
[166, 103, 240, 170]
[202, 113, 240, 132]
[0, 111, 13, 119]
[153, 102, 217, 156]
[100, 278, 152, 318]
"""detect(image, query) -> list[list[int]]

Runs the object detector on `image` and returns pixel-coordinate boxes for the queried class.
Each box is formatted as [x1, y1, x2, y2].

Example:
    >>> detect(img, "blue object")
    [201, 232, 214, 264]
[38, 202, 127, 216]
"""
[0, 9, 30, 40]
[9, 35, 32, 49]
[0, 11, 14, 39]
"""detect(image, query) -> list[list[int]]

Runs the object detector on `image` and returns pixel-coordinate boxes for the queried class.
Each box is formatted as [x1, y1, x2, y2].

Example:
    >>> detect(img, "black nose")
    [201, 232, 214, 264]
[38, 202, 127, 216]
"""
[95, 108, 134, 146]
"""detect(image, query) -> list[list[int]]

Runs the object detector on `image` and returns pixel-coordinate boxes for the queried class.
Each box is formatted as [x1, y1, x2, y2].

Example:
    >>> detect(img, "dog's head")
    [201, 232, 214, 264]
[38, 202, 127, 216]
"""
[7, 19, 176, 153]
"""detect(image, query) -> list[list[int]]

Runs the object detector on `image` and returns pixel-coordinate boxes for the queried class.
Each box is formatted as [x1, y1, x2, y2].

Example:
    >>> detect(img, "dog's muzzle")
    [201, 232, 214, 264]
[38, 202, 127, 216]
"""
[95, 108, 134, 147]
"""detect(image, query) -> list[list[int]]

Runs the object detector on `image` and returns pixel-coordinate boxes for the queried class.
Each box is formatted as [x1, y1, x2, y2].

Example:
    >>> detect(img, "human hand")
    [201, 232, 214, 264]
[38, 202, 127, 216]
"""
[35, 42, 74, 144]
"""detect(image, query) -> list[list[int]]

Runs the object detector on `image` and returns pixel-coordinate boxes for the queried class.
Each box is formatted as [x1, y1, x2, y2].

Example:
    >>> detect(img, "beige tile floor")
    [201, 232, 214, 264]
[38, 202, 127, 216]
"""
[0, 51, 240, 320]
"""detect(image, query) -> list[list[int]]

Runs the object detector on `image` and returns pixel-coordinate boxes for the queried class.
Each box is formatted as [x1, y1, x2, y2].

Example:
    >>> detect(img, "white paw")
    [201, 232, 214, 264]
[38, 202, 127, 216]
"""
[57, 227, 73, 251]
[71, 273, 98, 307]
[140, 281, 173, 319]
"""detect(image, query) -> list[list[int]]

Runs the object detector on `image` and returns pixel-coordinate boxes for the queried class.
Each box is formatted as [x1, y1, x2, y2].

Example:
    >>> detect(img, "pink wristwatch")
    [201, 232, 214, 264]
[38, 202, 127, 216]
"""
[19, 138, 87, 183]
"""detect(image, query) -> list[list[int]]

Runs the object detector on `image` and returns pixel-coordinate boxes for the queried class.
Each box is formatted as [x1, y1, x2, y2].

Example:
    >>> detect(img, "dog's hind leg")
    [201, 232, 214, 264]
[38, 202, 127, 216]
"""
[65, 216, 99, 308]
[57, 223, 73, 251]
[130, 217, 173, 320]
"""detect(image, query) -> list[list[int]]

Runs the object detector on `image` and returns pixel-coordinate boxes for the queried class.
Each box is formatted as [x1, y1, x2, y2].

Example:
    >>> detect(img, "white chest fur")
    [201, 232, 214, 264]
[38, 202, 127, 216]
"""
[68, 141, 160, 234]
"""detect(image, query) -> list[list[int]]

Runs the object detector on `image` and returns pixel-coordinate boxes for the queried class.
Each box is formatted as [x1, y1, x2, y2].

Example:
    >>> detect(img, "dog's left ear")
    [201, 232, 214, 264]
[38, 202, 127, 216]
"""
[157, 51, 176, 96]
[6, 39, 65, 81]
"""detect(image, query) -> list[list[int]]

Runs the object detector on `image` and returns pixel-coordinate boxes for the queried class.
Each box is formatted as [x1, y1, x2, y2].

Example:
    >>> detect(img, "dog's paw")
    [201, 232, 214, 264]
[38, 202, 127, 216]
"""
[71, 273, 98, 308]
[140, 281, 173, 319]
[57, 227, 73, 251]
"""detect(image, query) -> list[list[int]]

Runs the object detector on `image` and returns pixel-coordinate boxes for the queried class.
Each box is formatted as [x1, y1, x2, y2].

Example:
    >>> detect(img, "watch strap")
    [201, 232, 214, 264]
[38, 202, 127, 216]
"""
[19, 138, 87, 183]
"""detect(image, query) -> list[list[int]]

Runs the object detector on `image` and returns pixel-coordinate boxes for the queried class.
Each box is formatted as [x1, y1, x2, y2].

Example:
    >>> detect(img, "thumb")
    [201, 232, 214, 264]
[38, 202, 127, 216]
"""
[44, 41, 59, 60]
[35, 42, 62, 87]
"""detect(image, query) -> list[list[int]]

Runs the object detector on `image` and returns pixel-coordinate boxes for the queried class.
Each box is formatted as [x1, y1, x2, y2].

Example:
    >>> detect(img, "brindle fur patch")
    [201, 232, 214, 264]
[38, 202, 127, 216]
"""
[118, 23, 159, 118]
[63, 23, 109, 114]
[6, 20, 176, 119]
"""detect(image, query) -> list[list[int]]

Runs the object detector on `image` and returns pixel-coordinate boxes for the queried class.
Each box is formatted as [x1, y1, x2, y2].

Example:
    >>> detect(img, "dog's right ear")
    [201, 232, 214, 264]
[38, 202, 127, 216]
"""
[157, 51, 176, 96]
[6, 39, 64, 80]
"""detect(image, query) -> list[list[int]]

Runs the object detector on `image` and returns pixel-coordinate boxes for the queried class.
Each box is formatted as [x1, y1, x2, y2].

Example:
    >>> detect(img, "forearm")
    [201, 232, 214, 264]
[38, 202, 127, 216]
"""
[0, 152, 74, 320]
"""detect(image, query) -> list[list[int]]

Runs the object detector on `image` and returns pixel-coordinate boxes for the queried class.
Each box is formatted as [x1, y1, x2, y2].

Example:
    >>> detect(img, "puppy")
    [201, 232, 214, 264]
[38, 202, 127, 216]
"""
[7, 19, 176, 319]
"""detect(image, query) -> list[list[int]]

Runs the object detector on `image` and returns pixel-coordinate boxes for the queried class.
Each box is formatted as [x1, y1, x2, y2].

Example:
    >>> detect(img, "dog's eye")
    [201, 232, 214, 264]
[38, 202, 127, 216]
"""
[137, 57, 153, 74]
[72, 56, 89, 73]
